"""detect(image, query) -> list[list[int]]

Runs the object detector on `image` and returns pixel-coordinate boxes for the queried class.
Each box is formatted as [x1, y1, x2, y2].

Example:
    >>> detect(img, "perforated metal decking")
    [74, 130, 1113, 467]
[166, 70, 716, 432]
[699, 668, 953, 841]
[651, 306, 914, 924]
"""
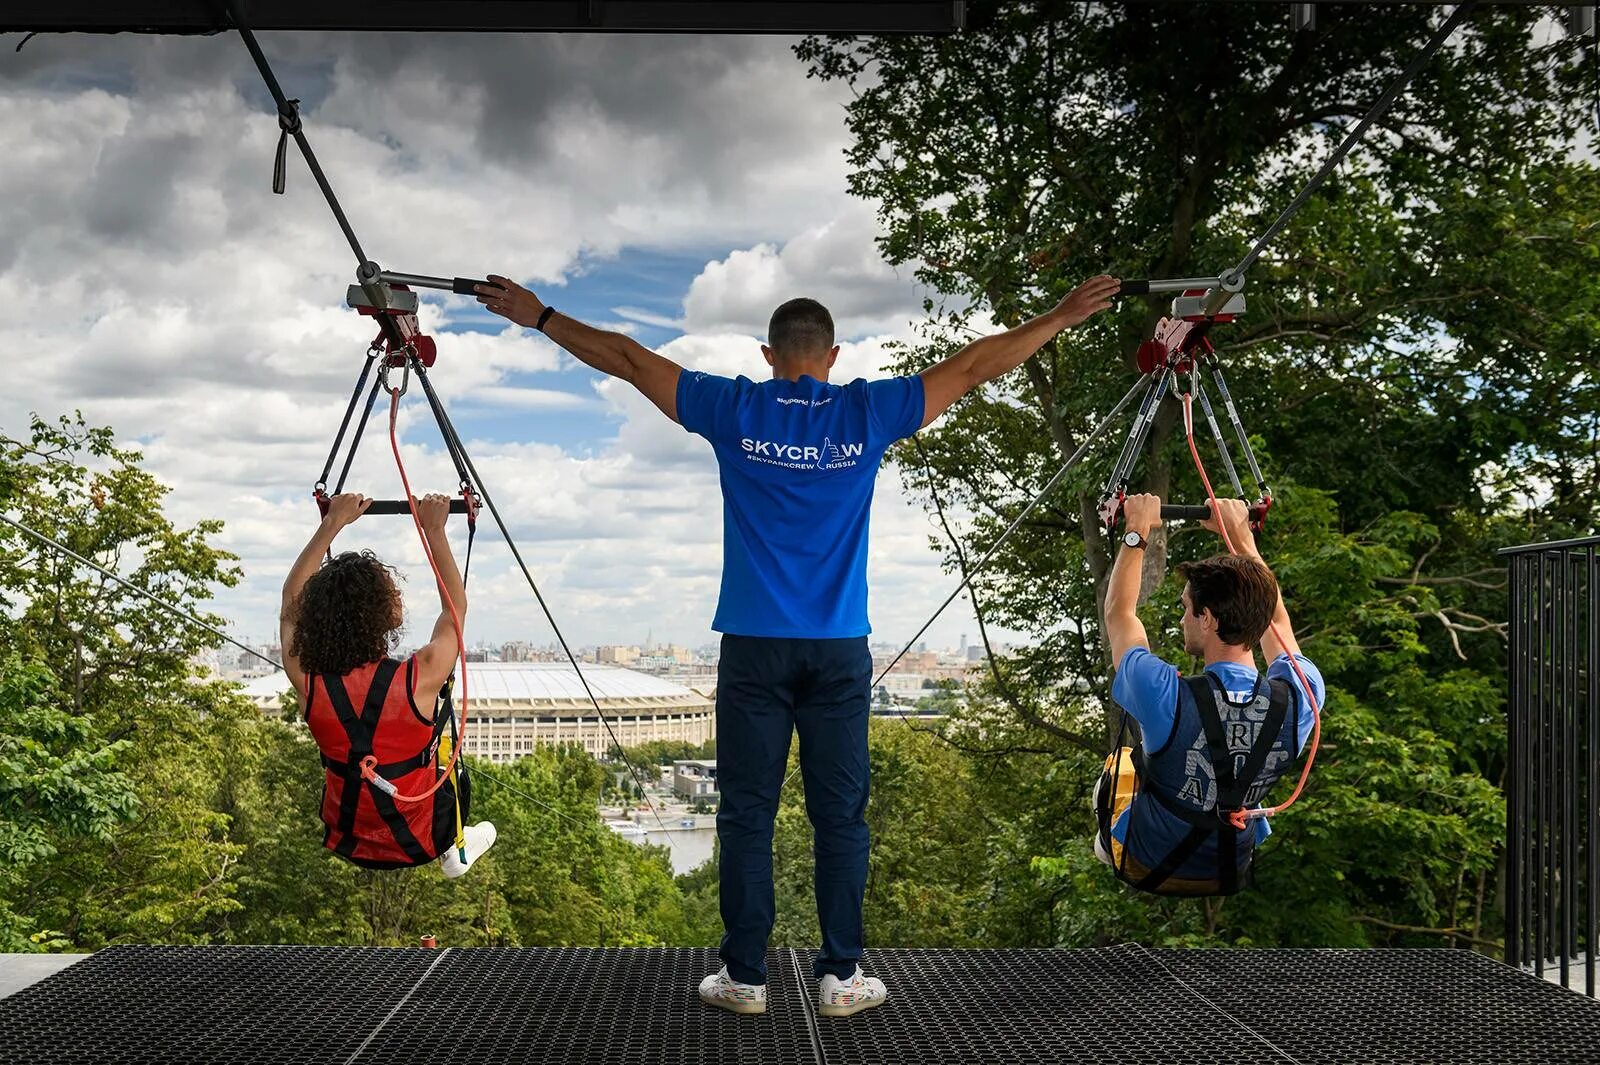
[2, 945, 1598, 1064]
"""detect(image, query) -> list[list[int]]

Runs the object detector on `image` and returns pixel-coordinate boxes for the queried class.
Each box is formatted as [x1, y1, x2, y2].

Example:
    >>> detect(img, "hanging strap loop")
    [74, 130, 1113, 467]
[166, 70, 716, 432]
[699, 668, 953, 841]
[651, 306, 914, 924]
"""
[272, 98, 302, 195]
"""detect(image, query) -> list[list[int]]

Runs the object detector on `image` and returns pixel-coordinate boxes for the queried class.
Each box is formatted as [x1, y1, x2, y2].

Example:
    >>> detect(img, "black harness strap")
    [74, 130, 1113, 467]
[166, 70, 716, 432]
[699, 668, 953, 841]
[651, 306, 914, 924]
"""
[1194, 678, 1242, 894]
[1132, 823, 1217, 893]
[1232, 677, 1293, 805]
[321, 660, 402, 859]
[1130, 674, 1293, 895]
[320, 747, 436, 779]
[321, 672, 369, 858]
[367, 783, 432, 865]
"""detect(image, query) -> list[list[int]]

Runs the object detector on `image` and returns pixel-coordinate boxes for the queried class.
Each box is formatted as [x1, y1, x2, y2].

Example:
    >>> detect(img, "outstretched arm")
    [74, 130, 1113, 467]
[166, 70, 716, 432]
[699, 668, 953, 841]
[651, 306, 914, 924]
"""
[1203, 498, 1300, 661]
[919, 274, 1119, 429]
[280, 493, 372, 697]
[477, 275, 683, 423]
[411, 493, 469, 702]
[1102, 493, 1161, 668]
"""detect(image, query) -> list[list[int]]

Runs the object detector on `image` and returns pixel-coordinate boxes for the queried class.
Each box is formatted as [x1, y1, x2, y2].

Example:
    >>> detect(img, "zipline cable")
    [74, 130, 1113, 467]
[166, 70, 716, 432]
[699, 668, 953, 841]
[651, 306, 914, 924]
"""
[871, 374, 1149, 690]
[781, 372, 1149, 791]
[225, 0, 368, 266]
[219, 8, 681, 839]
[1223, 2, 1478, 286]
[1, 506, 603, 832]
[408, 364, 684, 838]
[0, 510, 282, 672]
[859, 3, 1479, 802]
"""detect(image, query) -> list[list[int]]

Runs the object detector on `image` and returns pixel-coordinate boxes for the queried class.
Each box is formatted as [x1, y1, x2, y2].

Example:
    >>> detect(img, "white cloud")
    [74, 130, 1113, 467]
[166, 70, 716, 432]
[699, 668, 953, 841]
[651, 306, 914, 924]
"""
[2, 31, 1015, 656]
[682, 202, 932, 340]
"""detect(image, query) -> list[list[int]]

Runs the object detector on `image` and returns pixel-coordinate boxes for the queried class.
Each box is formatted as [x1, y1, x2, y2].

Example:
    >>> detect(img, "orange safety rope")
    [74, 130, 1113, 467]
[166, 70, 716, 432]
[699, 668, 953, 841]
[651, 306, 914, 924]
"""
[1180, 391, 1322, 830]
[357, 381, 469, 805]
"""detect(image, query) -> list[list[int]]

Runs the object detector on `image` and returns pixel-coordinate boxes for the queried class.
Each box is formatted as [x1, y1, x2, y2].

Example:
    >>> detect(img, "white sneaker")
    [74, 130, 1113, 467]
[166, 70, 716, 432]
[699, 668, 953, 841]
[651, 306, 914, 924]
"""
[698, 966, 767, 1015]
[439, 821, 496, 879]
[818, 966, 887, 1017]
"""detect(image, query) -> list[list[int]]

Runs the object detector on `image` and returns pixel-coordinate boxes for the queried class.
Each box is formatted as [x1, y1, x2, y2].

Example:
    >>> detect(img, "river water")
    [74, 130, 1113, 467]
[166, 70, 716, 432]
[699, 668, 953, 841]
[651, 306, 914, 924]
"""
[639, 826, 716, 875]
[605, 817, 717, 876]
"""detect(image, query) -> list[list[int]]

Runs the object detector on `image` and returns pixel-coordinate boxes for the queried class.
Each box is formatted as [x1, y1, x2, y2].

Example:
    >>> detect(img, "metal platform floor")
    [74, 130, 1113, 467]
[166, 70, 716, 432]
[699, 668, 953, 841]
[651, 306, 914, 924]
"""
[1, 944, 1598, 1064]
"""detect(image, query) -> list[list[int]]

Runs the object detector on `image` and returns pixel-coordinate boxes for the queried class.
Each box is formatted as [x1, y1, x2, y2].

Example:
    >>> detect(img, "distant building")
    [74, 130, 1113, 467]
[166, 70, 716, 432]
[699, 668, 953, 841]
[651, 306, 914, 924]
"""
[238, 662, 714, 763]
[877, 672, 929, 696]
[673, 760, 719, 802]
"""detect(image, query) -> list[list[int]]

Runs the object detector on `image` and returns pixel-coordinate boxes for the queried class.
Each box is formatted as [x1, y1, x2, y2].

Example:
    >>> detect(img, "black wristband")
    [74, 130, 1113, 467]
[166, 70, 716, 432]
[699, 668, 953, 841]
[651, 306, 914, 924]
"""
[535, 306, 557, 333]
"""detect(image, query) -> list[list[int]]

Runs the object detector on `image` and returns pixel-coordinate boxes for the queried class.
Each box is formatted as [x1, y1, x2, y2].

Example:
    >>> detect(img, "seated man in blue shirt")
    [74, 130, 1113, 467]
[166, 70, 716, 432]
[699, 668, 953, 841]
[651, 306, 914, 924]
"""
[1096, 493, 1323, 895]
[476, 270, 1119, 1013]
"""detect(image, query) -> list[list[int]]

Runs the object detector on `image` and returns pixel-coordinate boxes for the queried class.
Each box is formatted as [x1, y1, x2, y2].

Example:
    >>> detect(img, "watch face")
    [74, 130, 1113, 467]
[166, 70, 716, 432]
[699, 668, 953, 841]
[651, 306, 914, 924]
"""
[1123, 530, 1143, 548]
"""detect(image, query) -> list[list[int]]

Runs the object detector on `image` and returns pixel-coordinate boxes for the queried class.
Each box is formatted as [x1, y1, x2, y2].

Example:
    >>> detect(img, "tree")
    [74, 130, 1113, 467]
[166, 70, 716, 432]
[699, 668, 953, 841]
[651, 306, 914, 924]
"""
[1, 415, 254, 947]
[0, 653, 137, 950]
[1, 415, 709, 952]
[796, 4, 1597, 948]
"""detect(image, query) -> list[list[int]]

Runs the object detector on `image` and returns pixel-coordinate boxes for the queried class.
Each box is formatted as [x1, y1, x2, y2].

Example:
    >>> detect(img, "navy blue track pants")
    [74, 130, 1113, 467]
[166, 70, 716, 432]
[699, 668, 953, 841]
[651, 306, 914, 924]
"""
[715, 634, 871, 984]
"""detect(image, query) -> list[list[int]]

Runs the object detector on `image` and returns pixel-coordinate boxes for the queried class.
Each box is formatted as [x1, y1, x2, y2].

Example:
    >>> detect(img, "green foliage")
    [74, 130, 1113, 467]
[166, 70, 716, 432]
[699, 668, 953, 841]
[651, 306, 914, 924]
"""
[609, 739, 717, 766]
[0, 417, 702, 953]
[0, 653, 138, 949]
[785, 3, 1597, 952]
[4, 6, 1593, 961]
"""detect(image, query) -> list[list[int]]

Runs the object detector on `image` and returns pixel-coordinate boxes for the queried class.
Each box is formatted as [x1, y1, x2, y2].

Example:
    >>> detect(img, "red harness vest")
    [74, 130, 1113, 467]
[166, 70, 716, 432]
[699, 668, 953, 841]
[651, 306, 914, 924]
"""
[304, 657, 462, 868]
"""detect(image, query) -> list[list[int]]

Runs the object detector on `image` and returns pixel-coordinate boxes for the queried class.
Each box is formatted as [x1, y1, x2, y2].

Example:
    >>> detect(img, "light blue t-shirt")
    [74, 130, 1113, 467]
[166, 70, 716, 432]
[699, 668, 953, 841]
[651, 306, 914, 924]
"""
[1109, 646, 1325, 847]
[676, 371, 924, 638]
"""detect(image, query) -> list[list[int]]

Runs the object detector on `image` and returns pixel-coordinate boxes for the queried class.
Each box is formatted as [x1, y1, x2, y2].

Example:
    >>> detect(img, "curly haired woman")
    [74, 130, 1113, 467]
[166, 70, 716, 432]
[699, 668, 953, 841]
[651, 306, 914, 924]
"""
[280, 492, 496, 876]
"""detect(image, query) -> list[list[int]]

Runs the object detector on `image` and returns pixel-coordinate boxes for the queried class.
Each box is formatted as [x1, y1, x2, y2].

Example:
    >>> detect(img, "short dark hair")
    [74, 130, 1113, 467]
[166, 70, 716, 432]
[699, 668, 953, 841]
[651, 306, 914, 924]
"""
[288, 550, 402, 676]
[1176, 555, 1279, 648]
[767, 298, 835, 357]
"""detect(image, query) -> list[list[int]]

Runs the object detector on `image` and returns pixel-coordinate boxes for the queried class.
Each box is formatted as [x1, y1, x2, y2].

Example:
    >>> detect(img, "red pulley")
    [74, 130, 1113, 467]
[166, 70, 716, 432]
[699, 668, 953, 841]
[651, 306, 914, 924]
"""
[1135, 339, 1165, 375]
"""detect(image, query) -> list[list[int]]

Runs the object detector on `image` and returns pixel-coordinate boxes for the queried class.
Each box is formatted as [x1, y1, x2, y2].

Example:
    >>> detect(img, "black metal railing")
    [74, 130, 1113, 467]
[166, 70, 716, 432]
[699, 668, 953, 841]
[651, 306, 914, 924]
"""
[1503, 535, 1599, 996]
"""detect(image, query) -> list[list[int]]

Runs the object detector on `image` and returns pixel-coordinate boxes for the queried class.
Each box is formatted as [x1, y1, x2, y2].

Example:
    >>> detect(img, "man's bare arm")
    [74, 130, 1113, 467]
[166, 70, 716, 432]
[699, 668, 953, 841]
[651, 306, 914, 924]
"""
[1103, 493, 1161, 667]
[477, 275, 683, 422]
[919, 274, 1118, 429]
[1203, 498, 1301, 661]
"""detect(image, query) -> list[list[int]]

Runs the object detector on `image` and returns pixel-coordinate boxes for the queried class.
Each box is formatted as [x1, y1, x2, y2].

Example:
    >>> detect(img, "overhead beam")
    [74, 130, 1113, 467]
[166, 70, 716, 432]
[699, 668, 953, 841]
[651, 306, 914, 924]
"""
[0, 1, 968, 35]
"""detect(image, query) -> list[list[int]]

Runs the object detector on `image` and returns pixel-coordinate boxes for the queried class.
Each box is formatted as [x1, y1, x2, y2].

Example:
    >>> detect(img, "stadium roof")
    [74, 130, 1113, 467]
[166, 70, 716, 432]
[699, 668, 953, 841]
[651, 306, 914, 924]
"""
[0, 2, 968, 35]
[465, 661, 703, 703]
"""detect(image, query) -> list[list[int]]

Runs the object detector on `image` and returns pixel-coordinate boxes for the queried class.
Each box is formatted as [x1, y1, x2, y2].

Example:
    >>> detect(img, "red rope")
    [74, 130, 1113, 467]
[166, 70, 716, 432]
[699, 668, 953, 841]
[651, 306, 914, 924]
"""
[357, 384, 469, 804]
[1181, 392, 1322, 830]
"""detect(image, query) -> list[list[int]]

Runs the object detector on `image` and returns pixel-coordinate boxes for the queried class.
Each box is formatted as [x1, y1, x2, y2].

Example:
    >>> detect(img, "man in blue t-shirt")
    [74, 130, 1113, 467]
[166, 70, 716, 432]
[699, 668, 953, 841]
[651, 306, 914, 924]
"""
[1097, 493, 1324, 893]
[476, 271, 1119, 1014]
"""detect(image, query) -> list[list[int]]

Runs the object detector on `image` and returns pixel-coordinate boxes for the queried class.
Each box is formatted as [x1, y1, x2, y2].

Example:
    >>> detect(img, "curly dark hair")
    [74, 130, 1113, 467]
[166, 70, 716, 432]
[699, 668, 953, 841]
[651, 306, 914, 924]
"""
[289, 550, 403, 676]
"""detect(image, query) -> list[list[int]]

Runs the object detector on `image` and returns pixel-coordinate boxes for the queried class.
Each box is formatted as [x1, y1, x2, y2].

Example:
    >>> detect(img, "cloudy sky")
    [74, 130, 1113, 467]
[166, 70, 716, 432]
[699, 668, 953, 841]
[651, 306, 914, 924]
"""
[0, 30, 1005, 654]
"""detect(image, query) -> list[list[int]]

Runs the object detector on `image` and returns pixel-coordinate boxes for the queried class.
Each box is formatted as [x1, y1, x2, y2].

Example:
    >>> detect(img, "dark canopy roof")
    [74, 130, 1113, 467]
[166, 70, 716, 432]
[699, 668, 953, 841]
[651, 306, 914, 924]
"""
[0, 1, 968, 35]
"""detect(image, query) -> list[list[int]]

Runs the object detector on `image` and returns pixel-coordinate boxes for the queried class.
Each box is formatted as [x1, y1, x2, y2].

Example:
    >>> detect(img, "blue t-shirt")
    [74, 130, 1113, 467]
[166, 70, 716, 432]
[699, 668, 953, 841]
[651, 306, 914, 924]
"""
[676, 371, 925, 638]
[1109, 646, 1324, 847]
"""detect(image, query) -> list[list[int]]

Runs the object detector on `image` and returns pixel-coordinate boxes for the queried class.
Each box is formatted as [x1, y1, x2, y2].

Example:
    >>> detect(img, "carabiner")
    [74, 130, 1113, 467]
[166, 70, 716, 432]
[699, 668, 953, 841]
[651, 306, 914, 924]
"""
[380, 353, 411, 398]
